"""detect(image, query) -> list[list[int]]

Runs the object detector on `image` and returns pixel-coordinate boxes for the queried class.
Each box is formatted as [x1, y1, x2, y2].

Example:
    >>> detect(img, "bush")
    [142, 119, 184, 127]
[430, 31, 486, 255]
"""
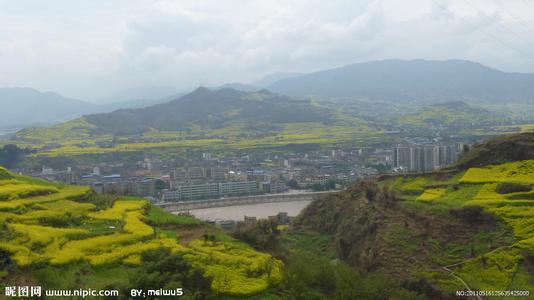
[0, 167, 14, 180]
[119, 248, 212, 300]
[450, 206, 495, 225]
[496, 182, 532, 194]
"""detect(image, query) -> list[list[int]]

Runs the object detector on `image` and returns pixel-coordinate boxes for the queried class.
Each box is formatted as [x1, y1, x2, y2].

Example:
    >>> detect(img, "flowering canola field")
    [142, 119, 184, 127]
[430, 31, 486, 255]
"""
[0, 167, 281, 296]
[392, 160, 534, 291]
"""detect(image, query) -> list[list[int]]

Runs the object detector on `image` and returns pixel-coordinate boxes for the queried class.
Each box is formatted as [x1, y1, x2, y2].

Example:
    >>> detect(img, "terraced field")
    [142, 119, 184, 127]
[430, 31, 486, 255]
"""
[392, 160, 534, 292]
[0, 167, 282, 296]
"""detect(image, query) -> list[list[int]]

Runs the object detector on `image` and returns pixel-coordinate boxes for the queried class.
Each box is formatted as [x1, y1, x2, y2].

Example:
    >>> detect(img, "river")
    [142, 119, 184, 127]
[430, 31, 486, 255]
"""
[187, 200, 312, 221]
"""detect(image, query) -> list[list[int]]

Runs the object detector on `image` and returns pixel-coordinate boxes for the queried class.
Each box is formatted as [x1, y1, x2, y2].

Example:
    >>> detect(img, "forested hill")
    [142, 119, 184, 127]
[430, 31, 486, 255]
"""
[268, 59, 534, 104]
[85, 87, 333, 134]
[293, 133, 534, 298]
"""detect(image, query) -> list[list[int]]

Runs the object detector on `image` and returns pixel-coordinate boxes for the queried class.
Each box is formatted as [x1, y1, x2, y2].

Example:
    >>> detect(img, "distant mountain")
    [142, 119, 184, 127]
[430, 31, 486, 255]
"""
[85, 87, 333, 134]
[267, 59, 534, 104]
[216, 83, 259, 92]
[0, 88, 98, 128]
[94, 86, 185, 111]
[213, 72, 304, 92]
[252, 72, 303, 87]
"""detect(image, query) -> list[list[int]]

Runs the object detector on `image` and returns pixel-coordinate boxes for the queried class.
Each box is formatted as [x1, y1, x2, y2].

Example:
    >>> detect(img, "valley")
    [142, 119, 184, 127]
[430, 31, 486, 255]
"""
[2, 59, 534, 299]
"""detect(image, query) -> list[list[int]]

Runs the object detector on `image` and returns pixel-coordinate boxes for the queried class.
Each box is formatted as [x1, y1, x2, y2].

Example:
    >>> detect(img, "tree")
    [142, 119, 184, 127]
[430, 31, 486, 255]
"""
[325, 179, 337, 190]
[310, 183, 324, 191]
[119, 248, 212, 299]
[287, 179, 299, 189]
[0, 144, 23, 168]
[233, 219, 281, 253]
[154, 179, 167, 191]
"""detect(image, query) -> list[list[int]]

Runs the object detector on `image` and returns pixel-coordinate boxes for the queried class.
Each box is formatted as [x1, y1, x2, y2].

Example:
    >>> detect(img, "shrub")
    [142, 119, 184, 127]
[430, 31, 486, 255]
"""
[0, 167, 14, 180]
[119, 248, 212, 300]
[496, 182, 532, 194]
[450, 206, 495, 225]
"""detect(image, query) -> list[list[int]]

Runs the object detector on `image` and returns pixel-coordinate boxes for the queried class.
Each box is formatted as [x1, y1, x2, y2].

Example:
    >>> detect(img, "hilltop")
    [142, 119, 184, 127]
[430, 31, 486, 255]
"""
[268, 59, 534, 104]
[85, 87, 333, 135]
[454, 132, 534, 169]
[290, 133, 534, 297]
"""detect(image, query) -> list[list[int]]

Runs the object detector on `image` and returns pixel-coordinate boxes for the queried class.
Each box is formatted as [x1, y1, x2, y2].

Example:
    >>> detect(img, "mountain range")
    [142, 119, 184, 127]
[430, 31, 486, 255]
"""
[0, 87, 183, 131]
[267, 59, 534, 104]
[3, 59, 534, 131]
[0, 88, 97, 128]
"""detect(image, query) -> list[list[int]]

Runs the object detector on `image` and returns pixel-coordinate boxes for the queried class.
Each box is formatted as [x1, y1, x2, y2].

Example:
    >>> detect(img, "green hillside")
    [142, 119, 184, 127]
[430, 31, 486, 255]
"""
[397, 101, 510, 127]
[85, 87, 334, 135]
[0, 167, 282, 297]
[8, 88, 384, 159]
[291, 133, 534, 297]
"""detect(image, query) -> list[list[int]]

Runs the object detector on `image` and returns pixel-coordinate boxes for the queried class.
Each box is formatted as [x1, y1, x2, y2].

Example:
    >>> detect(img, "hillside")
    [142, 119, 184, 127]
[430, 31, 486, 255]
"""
[0, 167, 282, 297]
[292, 133, 534, 297]
[85, 87, 334, 135]
[0, 88, 98, 128]
[268, 59, 534, 104]
[454, 132, 534, 169]
[397, 101, 510, 127]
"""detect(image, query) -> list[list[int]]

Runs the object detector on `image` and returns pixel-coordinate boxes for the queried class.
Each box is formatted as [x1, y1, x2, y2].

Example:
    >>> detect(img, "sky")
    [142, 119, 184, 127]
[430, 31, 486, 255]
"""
[1, 0, 534, 101]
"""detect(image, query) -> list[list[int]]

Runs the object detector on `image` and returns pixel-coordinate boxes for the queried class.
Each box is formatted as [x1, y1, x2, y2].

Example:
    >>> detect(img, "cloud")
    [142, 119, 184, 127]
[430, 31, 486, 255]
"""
[0, 0, 533, 100]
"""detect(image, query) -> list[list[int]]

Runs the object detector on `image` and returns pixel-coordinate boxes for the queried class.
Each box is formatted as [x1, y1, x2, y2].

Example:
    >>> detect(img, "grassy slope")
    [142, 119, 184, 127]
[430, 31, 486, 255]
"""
[291, 135, 534, 297]
[0, 167, 282, 297]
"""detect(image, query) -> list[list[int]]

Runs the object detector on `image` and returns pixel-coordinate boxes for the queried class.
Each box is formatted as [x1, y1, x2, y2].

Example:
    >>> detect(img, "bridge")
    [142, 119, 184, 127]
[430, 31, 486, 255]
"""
[157, 191, 335, 212]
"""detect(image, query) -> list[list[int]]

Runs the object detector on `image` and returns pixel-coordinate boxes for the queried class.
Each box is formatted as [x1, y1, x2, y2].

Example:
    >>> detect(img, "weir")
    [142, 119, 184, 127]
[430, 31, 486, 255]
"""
[158, 191, 335, 212]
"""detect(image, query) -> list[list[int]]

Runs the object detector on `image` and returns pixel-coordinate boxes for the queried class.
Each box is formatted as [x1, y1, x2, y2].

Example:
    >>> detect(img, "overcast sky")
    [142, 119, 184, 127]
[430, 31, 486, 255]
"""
[1, 0, 534, 101]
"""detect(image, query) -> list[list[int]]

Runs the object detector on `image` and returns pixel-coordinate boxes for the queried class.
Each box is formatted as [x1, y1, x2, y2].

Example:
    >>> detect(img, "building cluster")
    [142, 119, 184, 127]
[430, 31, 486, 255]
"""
[25, 141, 468, 203]
[392, 143, 467, 172]
[162, 181, 264, 202]
[34, 166, 166, 201]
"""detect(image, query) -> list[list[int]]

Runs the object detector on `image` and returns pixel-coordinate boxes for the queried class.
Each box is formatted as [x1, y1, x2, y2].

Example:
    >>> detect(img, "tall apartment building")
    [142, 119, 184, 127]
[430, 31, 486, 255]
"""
[393, 143, 465, 172]
[392, 146, 411, 171]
